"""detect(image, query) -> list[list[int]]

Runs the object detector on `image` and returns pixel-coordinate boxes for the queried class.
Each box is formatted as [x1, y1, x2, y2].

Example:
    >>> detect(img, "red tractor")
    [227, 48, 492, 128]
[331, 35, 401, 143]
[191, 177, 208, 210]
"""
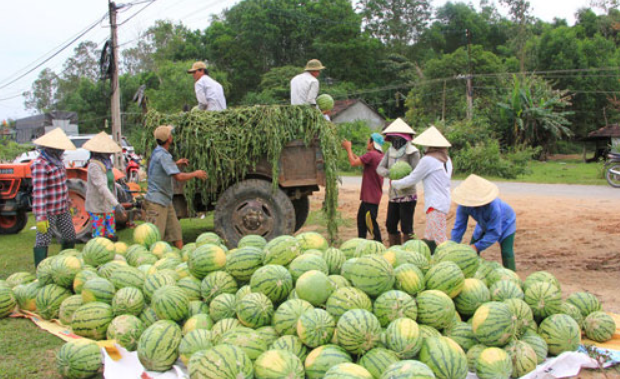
[0, 162, 138, 241]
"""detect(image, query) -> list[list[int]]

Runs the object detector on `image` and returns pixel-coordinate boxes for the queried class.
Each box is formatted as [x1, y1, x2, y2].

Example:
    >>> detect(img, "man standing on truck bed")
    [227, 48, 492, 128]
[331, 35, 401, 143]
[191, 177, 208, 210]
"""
[188, 61, 227, 111]
[145, 125, 207, 248]
[290, 59, 326, 106]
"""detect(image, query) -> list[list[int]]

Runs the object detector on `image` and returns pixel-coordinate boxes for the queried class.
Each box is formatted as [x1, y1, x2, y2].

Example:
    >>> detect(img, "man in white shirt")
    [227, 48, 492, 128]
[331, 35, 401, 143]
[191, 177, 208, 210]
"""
[290, 59, 326, 106]
[187, 61, 227, 111]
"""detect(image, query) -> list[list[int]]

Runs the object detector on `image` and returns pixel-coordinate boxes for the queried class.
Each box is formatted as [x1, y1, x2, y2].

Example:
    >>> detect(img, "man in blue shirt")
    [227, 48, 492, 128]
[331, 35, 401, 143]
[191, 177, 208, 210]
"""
[450, 174, 517, 271]
[144, 125, 207, 248]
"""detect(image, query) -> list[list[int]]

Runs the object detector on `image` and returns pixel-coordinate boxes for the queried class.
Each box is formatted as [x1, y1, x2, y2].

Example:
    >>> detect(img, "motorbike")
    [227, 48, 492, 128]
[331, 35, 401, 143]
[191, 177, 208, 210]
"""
[605, 152, 620, 188]
[124, 150, 141, 183]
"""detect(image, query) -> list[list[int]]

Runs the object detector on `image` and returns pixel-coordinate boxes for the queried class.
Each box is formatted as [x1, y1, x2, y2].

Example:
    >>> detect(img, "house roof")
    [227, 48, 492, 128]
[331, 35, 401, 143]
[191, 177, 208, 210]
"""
[331, 99, 385, 122]
[583, 124, 620, 141]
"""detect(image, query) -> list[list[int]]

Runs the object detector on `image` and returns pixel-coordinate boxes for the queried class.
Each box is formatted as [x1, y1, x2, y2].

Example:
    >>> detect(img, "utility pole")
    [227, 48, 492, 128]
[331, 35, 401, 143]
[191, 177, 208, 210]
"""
[465, 29, 473, 120]
[109, 1, 124, 168]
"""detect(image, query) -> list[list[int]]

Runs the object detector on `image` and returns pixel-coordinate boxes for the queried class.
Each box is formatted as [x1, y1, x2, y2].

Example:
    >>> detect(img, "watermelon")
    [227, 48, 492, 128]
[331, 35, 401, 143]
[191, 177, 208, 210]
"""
[149, 241, 173, 258]
[340, 258, 358, 281]
[419, 324, 442, 341]
[106, 314, 145, 351]
[114, 241, 128, 255]
[137, 320, 182, 371]
[336, 309, 382, 354]
[466, 344, 486, 372]
[289, 254, 329, 281]
[486, 267, 521, 288]
[56, 339, 102, 379]
[81, 277, 115, 304]
[209, 293, 236, 322]
[251, 264, 294, 304]
[373, 290, 417, 327]
[59, 295, 83, 325]
[133, 223, 161, 248]
[584, 311, 616, 342]
[97, 260, 127, 280]
[132, 253, 158, 267]
[339, 238, 366, 259]
[444, 322, 476, 352]
[175, 262, 191, 279]
[317, 94, 335, 111]
[359, 347, 400, 378]
[82, 237, 116, 267]
[139, 306, 159, 327]
[176, 275, 202, 301]
[474, 260, 501, 286]
[296, 231, 329, 251]
[152, 257, 182, 272]
[151, 285, 189, 322]
[297, 308, 336, 347]
[111, 286, 145, 316]
[182, 313, 214, 335]
[178, 329, 212, 365]
[36, 283, 72, 320]
[254, 349, 304, 379]
[475, 347, 512, 379]
[561, 302, 584, 326]
[453, 278, 490, 317]
[238, 234, 267, 249]
[380, 360, 436, 379]
[524, 281, 562, 320]
[220, 327, 268, 360]
[354, 239, 387, 258]
[296, 270, 334, 306]
[271, 335, 308, 361]
[71, 302, 114, 340]
[256, 325, 280, 346]
[520, 330, 548, 364]
[188, 300, 209, 316]
[0, 286, 16, 318]
[394, 263, 426, 297]
[416, 290, 455, 329]
[273, 299, 314, 335]
[323, 248, 346, 275]
[126, 244, 149, 261]
[324, 363, 372, 378]
[188, 244, 227, 279]
[504, 298, 535, 337]
[566, 291, 602, 318]
[143, 271, 176, 301]
[402, 239, 431, 261]
[263, 235, 302, 266]
[425, 261, 464, 299]
[490, 279, 523, 301]
[385, 317, 422, 358]
[225, 246, 264, 281]
[349, 255, 395, 297]
[36, 256, 59, 286]
[236, 285, 252, 302]
[200, 271, 238, 304]
[210, 318, 241, 344]
[187, 344, 253, 379]
[431, 243, 479, 278]
[504, 340, 537, 378]
[13, 281, 39, 312]
[236, 292, 273, 328]
[6, 272, 36, 288]
[471, 301, 514, 347]
[72, 269, 99, 294]
[195, 232, 221, 247]
[389, 161, 413, 180]
[523, 271, 561, 292]
[305, 345, 353, 379]
[328, 275, 351, 289]
[538, 313, 581, 355]
[419, 336, 468, 379]
[109, 265, 145, 290]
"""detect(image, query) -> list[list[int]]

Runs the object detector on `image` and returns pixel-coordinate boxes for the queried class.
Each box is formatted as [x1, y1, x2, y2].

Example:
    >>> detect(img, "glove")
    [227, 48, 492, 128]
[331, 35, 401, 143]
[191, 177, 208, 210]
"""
[69, 207, 77, 216]
[36, 220, 49, 234]
[114, 204, 127, 217]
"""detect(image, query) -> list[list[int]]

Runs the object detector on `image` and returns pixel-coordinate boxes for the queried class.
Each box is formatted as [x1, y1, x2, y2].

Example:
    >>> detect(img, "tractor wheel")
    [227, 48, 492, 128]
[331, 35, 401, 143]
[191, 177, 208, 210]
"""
[292, 196, 310, 232]
[214, 179, 296, 247]
[51, 179, 91, 243]
[0, 211, 28, 235]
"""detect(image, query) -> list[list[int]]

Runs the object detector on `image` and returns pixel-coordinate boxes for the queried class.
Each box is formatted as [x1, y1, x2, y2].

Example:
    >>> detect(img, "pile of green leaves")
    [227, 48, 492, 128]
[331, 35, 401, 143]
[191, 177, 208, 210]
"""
[140, 106, 339, 241]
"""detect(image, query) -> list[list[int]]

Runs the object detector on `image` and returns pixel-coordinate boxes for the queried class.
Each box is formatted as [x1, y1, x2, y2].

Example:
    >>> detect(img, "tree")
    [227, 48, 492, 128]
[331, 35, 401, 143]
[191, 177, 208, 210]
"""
[499, 0, 534, 71]
[62, 41, 100, 84]
[24, 68, 59, 113]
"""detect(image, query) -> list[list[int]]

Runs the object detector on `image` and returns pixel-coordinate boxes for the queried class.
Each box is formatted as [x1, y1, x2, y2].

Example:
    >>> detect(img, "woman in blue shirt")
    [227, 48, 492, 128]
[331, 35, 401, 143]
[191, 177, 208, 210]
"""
[450, 174, 517, 271]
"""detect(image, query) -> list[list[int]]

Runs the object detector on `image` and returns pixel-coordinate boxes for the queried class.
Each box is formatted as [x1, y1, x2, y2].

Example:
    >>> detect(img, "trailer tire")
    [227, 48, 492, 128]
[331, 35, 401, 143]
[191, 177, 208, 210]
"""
[0, 211, 28, 235]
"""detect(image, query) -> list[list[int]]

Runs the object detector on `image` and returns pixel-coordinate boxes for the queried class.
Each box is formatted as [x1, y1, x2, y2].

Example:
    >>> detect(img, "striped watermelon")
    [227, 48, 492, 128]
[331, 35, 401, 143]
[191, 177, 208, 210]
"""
[520, 330, 548, 364]
[297, 308, 336, 347]
[431, 243, 480, 278]
[263, 236, 302, 266]
[195, 232, 222, 247]
[336, 309, 382, 354]
[380, 360, 436, 379]
[59, 295, 83, 325]
[359, 347, 400, 378]
[149, 241, 173, 258]
[109, 265, 145, 290]
[523, 271, 561, 292]
[13, 281, 39, 312]
[175, 262, 191, 279]
[472, 301, 515, 347]
[238, 234, 267, 249]
[419, 324, 442, 342]
[289, 255, 329, 281]
[188, 244, 227, 279]
[584, 311, 616, 342]
[504, 340, 537, 378]
[561, 302, 584, 326]
[340, 258, 358, 281]
[82, 237, 115, 267]
[271, 335, 308, 361]
[382, 246, 406, 267]
[394, 263, 426, 297]
[220, 327, 268, 360]
[51, 255, 83, 289]
[72, 269, 99, 294]
[349, 255, 395, 297]
[504, 298, 535, 337]
[538, 313, 581, 355]
[36, 283, 71, 319]
[56, 339, 102, 379]
[373, 290, 417, 327]
[250, 264, 293, 304]
[296, 231, 329, 251]
[323, 248, 346, 275]
[6, 272, 36, 288]
[0, 286, 16, 318]
[354, 239, 387, 258]
[200, 271, 238, 304]
[114, 241, 128, 255]
[176, 275, 202, 301]
[339, 238, 366, 259]
[210, 318, 241, 344]
[385, 317, 422, 358]
[152, 257, 182, 272]
[416, 290, 456, 329]
[454, 278, 490, 317]
[188, 300, 209, 316]
[132, 253, 158, 267]
[254, 349, 304, 379]
[296, 270, 334, 306]
[329, 275, 351, 289]
[324, 363, 373, 379]
[273, 299, 314, 335]
[36, 256, 59, 286]
[71, 302, 114, 340]
[182, 313, 214, 335]
[143, 271, 176, 301]
[486, 267, 521, 289]
[97, 260, 127, 279]
[126, 244, 149, 262]
[444, 322, 476, 352]
[256, 325, 280, 346]
[209, 293, 236, 322]
[466, 344, 486, 372]
[419, 336, 468, 379]
[425, 261, 464, 298]
[302, 249, 323, 256]
[326, 286, 372, 320]
[81, 277, 115, 304]
[473, 260, 498, 286]
[524, 281, 562, 320]
[133, 223, 161, 248]
[137, 320, 182, 371]
[402, 239, 431, 261]
[225, 246, 264, 281]
[475, 347, 512, 379]
[188, 344, 253, 379]
[305, 344, 352, 379]
[178, 329, 212, 365]
[566, 291, 602, 318]
[180, 243, 196, 262]
[106, 314, 145, 351]
[490, 279, 524, 301]
[111, 286, 145, 316]
[236, 292, 273, 328]
[139, 306, 159, 328]
[151, 285, 189, 322]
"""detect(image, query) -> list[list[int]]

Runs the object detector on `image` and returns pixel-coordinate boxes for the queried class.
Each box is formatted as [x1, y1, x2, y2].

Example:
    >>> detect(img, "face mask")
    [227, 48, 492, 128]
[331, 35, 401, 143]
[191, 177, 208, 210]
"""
[391, 137, 406, 150]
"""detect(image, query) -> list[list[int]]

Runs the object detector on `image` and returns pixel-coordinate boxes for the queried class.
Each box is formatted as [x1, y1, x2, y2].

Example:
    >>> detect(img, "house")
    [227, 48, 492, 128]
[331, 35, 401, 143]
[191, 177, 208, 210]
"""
[330, 99, 386, 130]
[581, 124, 620, 162]
[15, 111, 78, 144]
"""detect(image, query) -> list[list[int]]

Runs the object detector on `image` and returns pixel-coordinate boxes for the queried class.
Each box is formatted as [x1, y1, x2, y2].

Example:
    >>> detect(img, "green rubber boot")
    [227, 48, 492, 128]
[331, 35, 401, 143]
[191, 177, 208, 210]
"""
[61, 240, 75, 250]
[33, 247, 48, 268]
[502, 254, 516, 272]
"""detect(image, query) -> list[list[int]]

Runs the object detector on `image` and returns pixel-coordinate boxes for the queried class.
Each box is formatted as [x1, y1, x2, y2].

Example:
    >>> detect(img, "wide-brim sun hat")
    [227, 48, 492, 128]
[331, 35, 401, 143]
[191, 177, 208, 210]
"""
[305, 59, 326, 71]
[412, 125, 451, 147]
[452, 174, 499, 207]
[83, 132, 121, 154]
[381, 118, 416, 135]
[33, 128, 76, 150]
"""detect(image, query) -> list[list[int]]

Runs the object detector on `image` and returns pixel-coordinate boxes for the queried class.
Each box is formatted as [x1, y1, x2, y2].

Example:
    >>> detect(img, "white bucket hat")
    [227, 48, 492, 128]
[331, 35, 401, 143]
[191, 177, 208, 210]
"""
[412, 126, 451, 148]
[452, 174, 499, 207]
[33, 128, 76, 150]
[83, 132, 122, 154]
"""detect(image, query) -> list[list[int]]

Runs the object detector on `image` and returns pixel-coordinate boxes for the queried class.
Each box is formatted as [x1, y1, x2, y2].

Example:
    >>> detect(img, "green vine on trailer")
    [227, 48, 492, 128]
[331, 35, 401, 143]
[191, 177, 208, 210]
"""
[139, 106, 340, 242]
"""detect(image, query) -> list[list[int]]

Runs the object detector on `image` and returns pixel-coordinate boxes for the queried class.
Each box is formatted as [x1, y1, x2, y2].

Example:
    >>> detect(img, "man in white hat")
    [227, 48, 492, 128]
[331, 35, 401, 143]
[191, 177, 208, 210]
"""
[450, 174, 517, 271]
[187, 61, 227, 111]
[290, 59, 326, 106]
[83, 132, 127, 241]
[391, 126, 453, 253]
[31, 128, 77, 267]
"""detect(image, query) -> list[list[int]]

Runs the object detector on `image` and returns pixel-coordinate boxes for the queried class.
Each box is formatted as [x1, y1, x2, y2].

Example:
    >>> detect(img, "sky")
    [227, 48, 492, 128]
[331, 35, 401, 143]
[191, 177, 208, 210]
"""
[0, 0, 598, 121]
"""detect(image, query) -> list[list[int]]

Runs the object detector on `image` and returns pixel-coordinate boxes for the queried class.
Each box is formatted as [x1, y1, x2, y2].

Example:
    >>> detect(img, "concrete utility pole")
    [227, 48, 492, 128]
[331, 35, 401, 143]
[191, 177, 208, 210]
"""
[109, 1, 124, 168]
[465, 29, 473, 120]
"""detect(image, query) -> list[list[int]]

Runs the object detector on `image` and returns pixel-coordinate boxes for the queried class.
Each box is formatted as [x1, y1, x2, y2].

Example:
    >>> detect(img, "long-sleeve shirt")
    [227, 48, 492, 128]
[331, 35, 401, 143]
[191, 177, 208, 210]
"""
[31, 157, 69, 222]
[391, 155, 452, 213]
[290, 72, 319, 105]
[451, 198, 517, 252]
[376, 147, 420, 201]
[86, 160, 118, 214]
[195, 75, 227, 111]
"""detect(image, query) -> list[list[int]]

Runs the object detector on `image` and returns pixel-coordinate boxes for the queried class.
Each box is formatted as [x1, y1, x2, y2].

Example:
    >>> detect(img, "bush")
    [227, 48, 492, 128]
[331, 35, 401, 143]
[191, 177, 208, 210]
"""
[336, 121, 375, 172]
[452, 140, 539, 179]
[0, 138, 31, 163]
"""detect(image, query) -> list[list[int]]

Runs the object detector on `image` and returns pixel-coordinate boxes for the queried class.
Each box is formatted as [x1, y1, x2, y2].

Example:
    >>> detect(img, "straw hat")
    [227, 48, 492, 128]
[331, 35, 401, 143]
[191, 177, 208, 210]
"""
[33, 128, 76, 150]
[187, 61, 207, 73]
[83, 132, 121, 153]
[305, 59, 326, 71]
[452, 174, 499, 207]
[412, 126, 451, 147]
[382, 118, 416, 135]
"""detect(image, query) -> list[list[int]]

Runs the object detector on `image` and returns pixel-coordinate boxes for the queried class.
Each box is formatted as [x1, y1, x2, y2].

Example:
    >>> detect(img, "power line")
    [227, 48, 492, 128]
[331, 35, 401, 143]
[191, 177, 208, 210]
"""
[118, 0, 158, 26]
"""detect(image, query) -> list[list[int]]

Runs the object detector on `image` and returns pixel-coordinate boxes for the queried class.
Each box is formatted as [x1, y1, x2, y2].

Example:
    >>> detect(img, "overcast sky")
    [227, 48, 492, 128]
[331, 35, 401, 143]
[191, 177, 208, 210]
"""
[0, 0, 596, 121]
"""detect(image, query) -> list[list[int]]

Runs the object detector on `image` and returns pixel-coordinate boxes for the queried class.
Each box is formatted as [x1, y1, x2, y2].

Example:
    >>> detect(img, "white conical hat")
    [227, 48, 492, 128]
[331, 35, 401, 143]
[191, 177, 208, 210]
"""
[382, 118, 416, 135]
[452, 174, 499, 207]
[33, 128, 76, 150]
[83, 132, 121, 153]
[412, 126, 451, 147]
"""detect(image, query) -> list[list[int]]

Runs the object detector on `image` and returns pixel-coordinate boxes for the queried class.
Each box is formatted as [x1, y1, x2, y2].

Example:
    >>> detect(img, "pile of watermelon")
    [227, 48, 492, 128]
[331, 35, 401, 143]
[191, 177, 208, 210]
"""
[0, 224, 617, 379]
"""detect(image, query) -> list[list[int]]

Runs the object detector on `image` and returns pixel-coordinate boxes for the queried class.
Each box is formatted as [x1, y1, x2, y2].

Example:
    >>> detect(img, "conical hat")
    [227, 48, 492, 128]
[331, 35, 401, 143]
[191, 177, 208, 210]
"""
[83, 132, 121, 153]
[412, 126, 451, 147]
[452, 174, 499, 207]
[33, 128, 76, 150]
[382, 118, 416, 135]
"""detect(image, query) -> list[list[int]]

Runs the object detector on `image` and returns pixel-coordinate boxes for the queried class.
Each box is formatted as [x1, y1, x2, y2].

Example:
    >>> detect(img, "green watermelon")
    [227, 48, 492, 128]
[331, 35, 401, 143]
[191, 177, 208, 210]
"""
[56, 339, 102, 379]
[71, 302, 114, 340]
[151, 285, 189, 322]
[6, 272, 36, 288]
[289, 254, 329, 281]
[97, 261, 127, 280]
[195, 232, 222, 247]
[296, 231, 329, 251]
[339, 238, 366, 259]
[328, 275, 351, 289]
[444, 322, 477, 352]
[210, 317, 241, 344]
[561, 302, 584, 327]
[36, 283, 71, 320]
[106, 314, 145, 351]
[254, 349, 304, 379]
[36, 256, 59, 286]
[419, 324, 442, 341]
[176, 275, 202, 301]
[340, 258, 358, 281]
[402, 239, 431, 261]
[416, 290, 455, 329]
[178, 329, 212, 365]
[182, 313, 214, 335]
[471, 301, 515, 347]
[486, 267, 521, 289]
[256, 325, 280, 346]
[504, 340, 537, 378]
[390, 161, 413, 180]
[187, 344, 252, 379]
[520, 330, 548, 364]
[524, 281, 562, 320]
[200, 271, 237, 304]
[220, 327, 268, 360]
[385, 317, 422, 358]
[466, 344, 486, 372]
[13, 281, 39, 312]
[109, 265, 145, 290]
[188, 244, 227, 279]
[475, 347, 512, 379]
[139, 306, 159, 328]
[359, 347, 401, 378]
[271, 335, 308, 361]
[209, 293, 236, 322]
[354, 239, 387, 258]
[51, 255, 83, 288]
[250, 264, 294, 304]
[72, 269, 98, 294]
[82, 237, 116, 267]
[188, 300, 209, 316]
[225, 246, 264, 281]
[349, 255, 395, 297]
[394, 263, 426, 297]
[323, 248, 346, 275]
[273, 298, 314, 335]
[263, 235, 302, 266]
[373, 290, 417, 327]
[504, 298, 535, 337]
[454, 278, 490, 317]
[305, 344, 353, 379]
[419, 336, 468, 379]
[137, 320, 182, 371]
[236, 292, 273, 328]
[584, 311, 616, 342]
[0, 286, 16, 318]
[149, 241, 173, 258]
[81, 277, 115, 304]
[380, 360, 436, 379]
[111, 286, 145, 316]
[523, 271, 561, 292]
[566, 292, 602, 318]
[143, 271, 176, 301]
[336, 309, 382, 354]
[237, 234, 267, 249]
[295, 270, 334, 306]
[538, 314, 581, 356]
[59, 295, 83, 325]
[133, 223, 161, 248]
[317, 94, 335, 111]
[297, 308, 336, 347]
[324, 363, 373, 378]
[425, 261, 464, 298]
[431, 243, 480, 278]
[490, 279, 524, 301]
[326, 286, 373, 320]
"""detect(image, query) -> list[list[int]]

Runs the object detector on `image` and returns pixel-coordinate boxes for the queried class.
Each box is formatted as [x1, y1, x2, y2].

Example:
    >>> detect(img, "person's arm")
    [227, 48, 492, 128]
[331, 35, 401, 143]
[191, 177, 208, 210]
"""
[90, 163, 119, 207]
[31, 161, 47, 222]
[173, 171, 207, 182]
[341, 140, 363, 167]
[392, 158, 429, 190]
[408, 150, 421, 169]
[450, 206, 469, 243]
[474, 202, 502, 252]
[306, 80, 319, 105]
[376, 153, 390, 178]
[195, 80, 208, 110]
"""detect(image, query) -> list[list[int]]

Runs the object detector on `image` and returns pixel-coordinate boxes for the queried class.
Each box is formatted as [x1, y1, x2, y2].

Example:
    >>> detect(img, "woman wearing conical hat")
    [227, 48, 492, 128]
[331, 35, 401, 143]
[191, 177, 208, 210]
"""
[391, 126, 453, 253]
[31, 128, 77, 267]
[376, 118, 421, 246]
[450, 174, 517, 271]
[83, 132, 127, 241]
